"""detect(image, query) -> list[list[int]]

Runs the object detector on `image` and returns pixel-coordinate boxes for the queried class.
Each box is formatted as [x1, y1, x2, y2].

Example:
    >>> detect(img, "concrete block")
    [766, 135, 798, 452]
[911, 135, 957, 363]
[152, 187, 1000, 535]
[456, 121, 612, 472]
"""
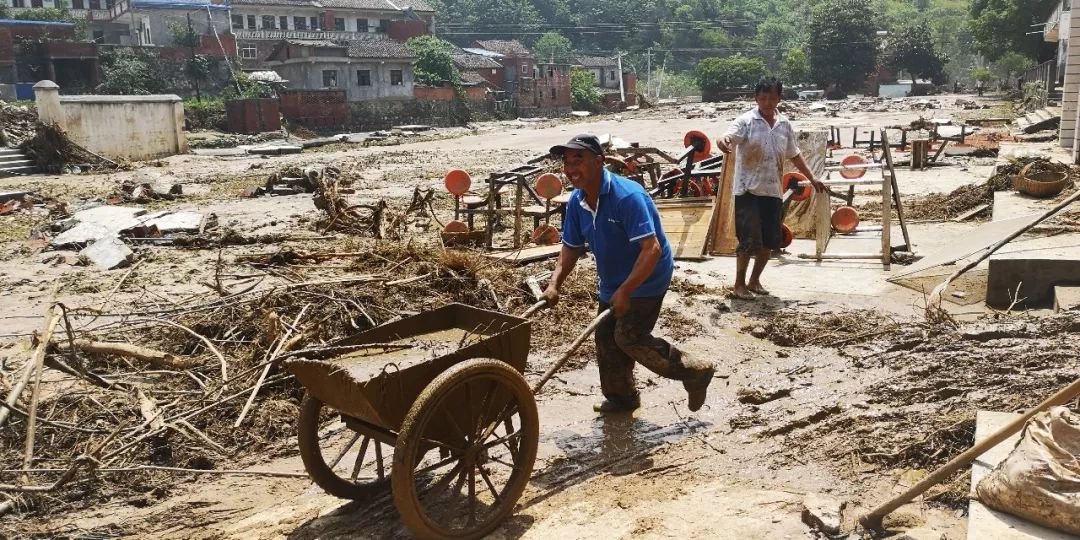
[79, 236, 133, 270]
[986, 258, 1080, 308]
[800, 494, 846, 535]
[1054, 286, 1080, 312]
[140, 211, 204, 233]
[51, 206, 148, 246]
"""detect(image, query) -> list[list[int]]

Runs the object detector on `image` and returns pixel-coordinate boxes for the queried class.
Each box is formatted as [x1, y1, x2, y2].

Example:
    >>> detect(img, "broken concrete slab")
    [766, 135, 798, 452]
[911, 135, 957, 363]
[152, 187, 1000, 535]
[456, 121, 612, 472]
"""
[1054, 286, 1080, 313]
[986, 258, 1080, 308]
[139, 211, 205, 234]
[247, 145, 302, 156]
[51, 206, 149, 246]
[967, 411, 1075, 540]
[800, 494, 846, 535]
[79, 236, 133, 269]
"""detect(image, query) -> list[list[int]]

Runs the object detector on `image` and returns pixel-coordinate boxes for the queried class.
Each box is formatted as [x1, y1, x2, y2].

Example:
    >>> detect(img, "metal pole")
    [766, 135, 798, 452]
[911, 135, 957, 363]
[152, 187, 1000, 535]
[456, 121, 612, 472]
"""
[617, 52, 625, 103]
[646, 48, 651, 98]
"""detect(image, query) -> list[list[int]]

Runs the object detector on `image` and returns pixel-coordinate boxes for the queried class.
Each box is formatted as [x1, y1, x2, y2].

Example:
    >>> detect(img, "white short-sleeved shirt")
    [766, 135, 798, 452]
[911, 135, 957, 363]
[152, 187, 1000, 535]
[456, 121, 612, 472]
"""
[723, 107, 801, 198]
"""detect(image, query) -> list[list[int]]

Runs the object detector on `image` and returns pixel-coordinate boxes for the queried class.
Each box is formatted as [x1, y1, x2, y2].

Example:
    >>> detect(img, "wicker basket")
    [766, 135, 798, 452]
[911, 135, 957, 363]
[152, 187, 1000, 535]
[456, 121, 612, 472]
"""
[1013, 162, 1069, 198]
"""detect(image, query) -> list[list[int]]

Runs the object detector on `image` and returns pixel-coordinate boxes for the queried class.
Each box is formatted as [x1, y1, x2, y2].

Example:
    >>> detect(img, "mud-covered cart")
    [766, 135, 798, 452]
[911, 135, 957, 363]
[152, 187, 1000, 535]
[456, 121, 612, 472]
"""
[289, 303, 551, 540]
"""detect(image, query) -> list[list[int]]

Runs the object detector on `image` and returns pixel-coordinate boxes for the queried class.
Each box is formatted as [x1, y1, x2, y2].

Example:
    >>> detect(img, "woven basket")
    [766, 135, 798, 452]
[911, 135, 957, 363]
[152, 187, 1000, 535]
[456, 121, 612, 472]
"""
[1013, 162, 1069, 198]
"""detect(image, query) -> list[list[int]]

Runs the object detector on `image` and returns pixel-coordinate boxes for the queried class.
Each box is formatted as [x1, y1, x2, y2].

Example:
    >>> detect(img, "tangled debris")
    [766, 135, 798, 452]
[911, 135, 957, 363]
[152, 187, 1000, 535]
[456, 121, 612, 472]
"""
[0, 101, 38, 147]
[0, 239, 600, 520]
[745, 309, 899, 348]
[19, 123, 125, 174]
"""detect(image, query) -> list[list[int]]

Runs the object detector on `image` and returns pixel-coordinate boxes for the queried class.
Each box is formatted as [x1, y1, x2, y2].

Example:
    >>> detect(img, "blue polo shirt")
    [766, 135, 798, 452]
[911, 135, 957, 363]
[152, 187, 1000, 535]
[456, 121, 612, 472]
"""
[561, 169, 674, 303]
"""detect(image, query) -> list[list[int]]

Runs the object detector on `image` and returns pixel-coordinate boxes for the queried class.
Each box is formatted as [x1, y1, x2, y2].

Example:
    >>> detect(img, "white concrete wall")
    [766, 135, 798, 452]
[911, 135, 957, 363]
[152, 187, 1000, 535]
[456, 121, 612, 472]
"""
[35, 83, 187, 160]
[1061, 0, 1080, 148]
[274, 58, 414, 102]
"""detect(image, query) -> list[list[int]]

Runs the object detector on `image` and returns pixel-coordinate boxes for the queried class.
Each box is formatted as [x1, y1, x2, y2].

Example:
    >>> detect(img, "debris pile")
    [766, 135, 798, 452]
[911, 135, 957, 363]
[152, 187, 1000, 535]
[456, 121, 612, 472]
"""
[745, 309, 898, 348]
[0, 100, 38, 147]
[19, 123, 124, 173]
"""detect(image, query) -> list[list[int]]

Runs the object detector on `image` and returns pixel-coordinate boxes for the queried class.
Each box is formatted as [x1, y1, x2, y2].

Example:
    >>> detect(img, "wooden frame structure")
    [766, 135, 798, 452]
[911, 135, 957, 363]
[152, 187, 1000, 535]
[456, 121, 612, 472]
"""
[798, 130, 912, 269]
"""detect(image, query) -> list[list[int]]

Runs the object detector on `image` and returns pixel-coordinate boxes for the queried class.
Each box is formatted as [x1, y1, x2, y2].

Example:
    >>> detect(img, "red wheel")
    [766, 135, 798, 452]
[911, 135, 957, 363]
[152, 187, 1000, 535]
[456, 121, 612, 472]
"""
[831, 206, 860, 233]
[683, 130, 712, 161]
[840, 155, 867, 179]
[780, 223, 793, 248]
[443, 220, 469, 234]
[444, 170, 471, 196]
[534, 173, 563, 200]
[530, 224, 560, 245]
[784, 172, 811, 201]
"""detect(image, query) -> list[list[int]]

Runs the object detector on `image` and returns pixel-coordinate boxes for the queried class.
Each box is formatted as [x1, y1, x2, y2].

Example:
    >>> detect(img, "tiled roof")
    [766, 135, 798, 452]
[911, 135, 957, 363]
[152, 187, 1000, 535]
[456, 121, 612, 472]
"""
[452, 52, 502, 69]
[233, 0, 434, 11]
[459, 71, 488, 86]
[574, 55, 616, 68]
[473, 39, 530, 57]
[346, 36, 414, 58]
[284, 39, 343, 47]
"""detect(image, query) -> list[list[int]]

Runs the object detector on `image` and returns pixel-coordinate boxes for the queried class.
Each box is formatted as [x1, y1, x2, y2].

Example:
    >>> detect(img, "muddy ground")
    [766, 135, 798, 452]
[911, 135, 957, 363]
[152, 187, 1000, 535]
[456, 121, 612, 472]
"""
[2, 96, 1077, 539]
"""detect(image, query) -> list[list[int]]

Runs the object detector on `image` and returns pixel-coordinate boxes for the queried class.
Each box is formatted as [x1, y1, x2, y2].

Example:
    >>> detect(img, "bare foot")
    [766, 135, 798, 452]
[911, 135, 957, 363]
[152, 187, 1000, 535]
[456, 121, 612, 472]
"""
[731, 286, 755, 300]
[747, 283, 770, 295]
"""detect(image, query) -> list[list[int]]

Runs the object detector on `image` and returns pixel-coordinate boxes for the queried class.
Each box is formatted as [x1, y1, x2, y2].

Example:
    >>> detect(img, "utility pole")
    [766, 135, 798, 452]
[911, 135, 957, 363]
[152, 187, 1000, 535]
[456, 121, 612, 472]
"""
[646, 48, 651, 99]
[656, 57, 666, 100]
[617, 51, 625, 103]
[187, 13, 201, 101]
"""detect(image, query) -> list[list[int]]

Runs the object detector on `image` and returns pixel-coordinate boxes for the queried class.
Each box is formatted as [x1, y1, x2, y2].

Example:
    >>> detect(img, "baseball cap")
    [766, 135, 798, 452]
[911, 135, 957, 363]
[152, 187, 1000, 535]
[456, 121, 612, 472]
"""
[550, 134, 603, 157]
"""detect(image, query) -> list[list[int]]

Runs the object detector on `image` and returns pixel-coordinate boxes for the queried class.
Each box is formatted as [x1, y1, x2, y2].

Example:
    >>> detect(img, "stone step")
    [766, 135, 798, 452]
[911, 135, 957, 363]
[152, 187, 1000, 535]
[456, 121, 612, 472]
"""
[0, 159, 33, 168]
[0, 165, 38, 177]
[1054, 285, 1080, 313]
[0, 148, 24, 157]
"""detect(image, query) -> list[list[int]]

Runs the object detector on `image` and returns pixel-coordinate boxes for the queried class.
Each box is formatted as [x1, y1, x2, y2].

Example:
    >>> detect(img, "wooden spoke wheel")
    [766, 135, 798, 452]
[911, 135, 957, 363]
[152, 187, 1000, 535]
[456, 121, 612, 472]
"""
[297, 393, 393, 500]
[392, 359, 539, 540]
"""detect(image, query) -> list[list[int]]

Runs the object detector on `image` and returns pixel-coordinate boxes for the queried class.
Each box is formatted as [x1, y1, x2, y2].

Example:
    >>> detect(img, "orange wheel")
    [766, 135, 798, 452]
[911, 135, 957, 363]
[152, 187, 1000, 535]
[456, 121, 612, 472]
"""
[530, 224, 560, 245]
[840, 155, 867, 179]
[780, 223, 793, 248]
[534, 173, 563, 200]
[444, 170, 471, 196]
[443, 220, 469, 233]
[831, 206, 860, 233]
[683, 130, 712, 162]
[784, 172, 811, 201]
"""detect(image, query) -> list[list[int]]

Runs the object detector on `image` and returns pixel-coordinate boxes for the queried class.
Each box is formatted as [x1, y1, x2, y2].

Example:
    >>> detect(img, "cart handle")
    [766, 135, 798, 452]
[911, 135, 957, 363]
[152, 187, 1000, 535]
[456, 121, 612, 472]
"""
[530, 309, 613, 394]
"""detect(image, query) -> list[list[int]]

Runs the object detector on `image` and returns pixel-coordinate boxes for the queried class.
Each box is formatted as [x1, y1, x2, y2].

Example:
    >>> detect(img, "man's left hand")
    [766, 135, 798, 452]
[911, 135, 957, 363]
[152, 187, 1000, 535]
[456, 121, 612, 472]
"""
[611, 287, 631, 317]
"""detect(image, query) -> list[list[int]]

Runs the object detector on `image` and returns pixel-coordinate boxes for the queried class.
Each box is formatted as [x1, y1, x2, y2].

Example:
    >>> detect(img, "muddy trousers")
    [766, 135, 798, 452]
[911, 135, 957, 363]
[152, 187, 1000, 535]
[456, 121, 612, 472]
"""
[595, 295, 711, 406]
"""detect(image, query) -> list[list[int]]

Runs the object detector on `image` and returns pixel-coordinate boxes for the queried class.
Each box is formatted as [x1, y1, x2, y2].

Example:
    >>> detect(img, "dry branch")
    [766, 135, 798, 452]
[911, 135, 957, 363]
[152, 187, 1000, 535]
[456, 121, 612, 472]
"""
[60, 340, 198, 370]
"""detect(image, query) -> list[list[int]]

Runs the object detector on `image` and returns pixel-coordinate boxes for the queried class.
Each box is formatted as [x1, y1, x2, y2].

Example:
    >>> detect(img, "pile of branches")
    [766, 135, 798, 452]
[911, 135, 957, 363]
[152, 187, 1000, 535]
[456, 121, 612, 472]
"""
[746, 309, 899, 348]
[0, 240, 597, 520]
[0, 100, 38, 147]
[19, 123, 123, 174]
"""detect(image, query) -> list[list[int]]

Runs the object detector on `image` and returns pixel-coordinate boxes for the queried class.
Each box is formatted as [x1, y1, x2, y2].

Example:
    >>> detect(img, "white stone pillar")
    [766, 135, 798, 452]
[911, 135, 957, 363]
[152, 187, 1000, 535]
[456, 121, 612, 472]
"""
[32, 80, 65, 129]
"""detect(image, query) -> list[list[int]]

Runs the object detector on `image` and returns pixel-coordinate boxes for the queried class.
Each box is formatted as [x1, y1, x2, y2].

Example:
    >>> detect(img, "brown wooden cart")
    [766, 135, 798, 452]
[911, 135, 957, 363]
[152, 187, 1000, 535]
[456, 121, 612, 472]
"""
[288, 303, 542, 540]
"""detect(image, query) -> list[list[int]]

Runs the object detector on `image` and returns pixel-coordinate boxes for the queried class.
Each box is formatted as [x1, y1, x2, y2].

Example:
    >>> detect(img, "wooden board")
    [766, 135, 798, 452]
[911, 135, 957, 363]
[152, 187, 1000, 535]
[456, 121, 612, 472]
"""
[483, 244, 563, 265]
[707, 152, 738, 255]
[656, 197, 714, 260]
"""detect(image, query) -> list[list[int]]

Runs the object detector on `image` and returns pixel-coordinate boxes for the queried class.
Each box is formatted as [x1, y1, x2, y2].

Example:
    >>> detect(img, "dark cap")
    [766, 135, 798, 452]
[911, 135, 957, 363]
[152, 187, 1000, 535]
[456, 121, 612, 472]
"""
[550, 134, 603, 157]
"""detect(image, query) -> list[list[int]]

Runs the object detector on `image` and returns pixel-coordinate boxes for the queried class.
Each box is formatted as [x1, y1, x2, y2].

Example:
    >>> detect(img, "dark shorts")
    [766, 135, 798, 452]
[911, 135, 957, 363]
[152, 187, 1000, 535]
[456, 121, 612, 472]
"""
[735, 193, 783, 254]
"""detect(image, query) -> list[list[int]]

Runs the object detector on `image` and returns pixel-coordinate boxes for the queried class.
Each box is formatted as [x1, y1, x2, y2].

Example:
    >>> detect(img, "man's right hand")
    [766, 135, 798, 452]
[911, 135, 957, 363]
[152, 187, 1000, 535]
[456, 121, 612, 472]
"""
[540, 286, 560, 308]
[717, 135, 734, 154]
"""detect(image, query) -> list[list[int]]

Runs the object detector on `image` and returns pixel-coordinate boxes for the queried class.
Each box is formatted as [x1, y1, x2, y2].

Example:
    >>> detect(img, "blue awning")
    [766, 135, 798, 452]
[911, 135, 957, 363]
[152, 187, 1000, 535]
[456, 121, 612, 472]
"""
[0, 19, 76, 27]
[129, 0, 230, 10]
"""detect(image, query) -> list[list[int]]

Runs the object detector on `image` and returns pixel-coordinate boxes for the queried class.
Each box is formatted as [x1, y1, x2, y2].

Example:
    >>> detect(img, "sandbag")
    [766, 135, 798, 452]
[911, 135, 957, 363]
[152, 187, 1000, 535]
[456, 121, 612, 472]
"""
[975, 406, 1080, 535]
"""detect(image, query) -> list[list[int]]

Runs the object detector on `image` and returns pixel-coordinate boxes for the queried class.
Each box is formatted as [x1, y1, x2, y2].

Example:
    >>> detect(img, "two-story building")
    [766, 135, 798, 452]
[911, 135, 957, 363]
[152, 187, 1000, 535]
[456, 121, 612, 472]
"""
[230, 0, 432, 68]
[265, 35, 415, 101]
[468, 39, 532, 93]
[106, 0, 231, 47]
[574, 55, 620, 89]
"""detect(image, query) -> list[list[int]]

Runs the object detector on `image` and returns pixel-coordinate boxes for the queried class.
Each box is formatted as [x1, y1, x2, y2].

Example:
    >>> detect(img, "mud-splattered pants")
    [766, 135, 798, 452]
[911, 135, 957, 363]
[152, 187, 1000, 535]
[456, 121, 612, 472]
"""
[595, 294, 713, 406]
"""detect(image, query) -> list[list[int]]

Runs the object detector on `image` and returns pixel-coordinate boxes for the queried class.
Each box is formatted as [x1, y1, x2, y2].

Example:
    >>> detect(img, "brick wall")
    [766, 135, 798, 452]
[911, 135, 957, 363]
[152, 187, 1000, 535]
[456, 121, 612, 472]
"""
[280, 88, 348, 131]
[348, 98, 499, 131]
[225, 98, 281, 134]
[388, 20, 427, 41]
[413, 84, 488, 101]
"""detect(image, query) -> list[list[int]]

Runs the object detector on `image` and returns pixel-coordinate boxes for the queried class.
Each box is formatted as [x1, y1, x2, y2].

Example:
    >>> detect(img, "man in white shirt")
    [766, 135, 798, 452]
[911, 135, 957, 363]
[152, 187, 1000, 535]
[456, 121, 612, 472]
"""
[717, 78, 825, 300]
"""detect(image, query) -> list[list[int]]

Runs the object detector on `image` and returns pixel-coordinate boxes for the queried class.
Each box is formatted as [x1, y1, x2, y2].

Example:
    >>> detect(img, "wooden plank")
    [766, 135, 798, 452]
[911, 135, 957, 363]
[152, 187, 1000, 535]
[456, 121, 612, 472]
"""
[880, 130, 912, 251]
[952, 203, 991, 222]
[966, 411, 1075, 540]
[707, 151, 738, 255]
[483, 244, 563, 265]
[656, 199, 714, 260]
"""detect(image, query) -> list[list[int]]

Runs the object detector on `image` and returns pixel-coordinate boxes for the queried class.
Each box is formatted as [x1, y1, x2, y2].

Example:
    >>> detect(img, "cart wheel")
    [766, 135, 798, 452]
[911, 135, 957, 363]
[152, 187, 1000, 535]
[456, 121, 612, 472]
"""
[392, 358, 539, 540]
[297, 393, 393, 500]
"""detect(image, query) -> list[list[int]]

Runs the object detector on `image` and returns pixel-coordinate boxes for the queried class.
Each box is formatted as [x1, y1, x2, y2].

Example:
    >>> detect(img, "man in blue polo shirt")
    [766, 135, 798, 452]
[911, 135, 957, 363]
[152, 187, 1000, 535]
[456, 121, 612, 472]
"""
[541, 134, 716, 413]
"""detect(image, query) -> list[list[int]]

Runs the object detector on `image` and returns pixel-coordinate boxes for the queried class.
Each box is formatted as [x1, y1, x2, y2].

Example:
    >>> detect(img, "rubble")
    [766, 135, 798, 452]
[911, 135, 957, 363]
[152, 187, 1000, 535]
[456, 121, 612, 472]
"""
[78, 236, 134, 269]
[49, 205, 208, 248]
[0, 100, 38, 147]
[800, 494, 847, 535]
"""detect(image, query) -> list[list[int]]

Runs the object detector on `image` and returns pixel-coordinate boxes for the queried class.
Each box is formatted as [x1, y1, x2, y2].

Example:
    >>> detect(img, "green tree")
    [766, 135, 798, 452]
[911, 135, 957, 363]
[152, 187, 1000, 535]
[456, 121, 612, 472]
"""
[970, 66, 993, 83]
[993, 51, 1034, 88]
[405, 35, 461, 87]
[97, 49, 167, 95]
[780, 47, 810, 86]
[807, 0, 879, 95]
[695, 54, 766, 98]
[969, 0, 1042, 62]
[533, 32, 573, 63]
[882, 22, 947, 83]
[570, 67, 601, 111]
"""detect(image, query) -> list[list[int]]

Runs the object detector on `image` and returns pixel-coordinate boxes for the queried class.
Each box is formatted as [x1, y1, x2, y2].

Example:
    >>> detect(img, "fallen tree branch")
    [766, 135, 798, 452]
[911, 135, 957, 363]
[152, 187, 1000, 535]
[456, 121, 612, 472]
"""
[59, 340, 198, 370]
[0, 294, 62, 428]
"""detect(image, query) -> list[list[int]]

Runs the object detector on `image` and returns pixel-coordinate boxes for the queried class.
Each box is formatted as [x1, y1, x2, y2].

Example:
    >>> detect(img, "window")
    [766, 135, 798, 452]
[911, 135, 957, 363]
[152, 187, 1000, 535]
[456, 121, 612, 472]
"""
[357, 69, 370, 86]
[390, 70, 403, 86]
[30, 0, 42, 6]
[294, 17, 307, 29]
[71, 0, 84, 9]
[262, 15, 276, 29]
[491, 68, 496, 75]
[378, 19, 390, 32]
[550, 88, 556, 100]
[333, 18, 345, 30]
[241, 46, 257, 59]
[323, 70, 338, 87]
[310, 16, 320, 29]
[247, 15, 256, 29]
[521, 64, 527, 74]
[231, 14, 244, 30]
[356, 18, 367, 32]
[279, 16, 288, 30]
[609, 70, 616, 82]
[88, 0, 99, 9]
